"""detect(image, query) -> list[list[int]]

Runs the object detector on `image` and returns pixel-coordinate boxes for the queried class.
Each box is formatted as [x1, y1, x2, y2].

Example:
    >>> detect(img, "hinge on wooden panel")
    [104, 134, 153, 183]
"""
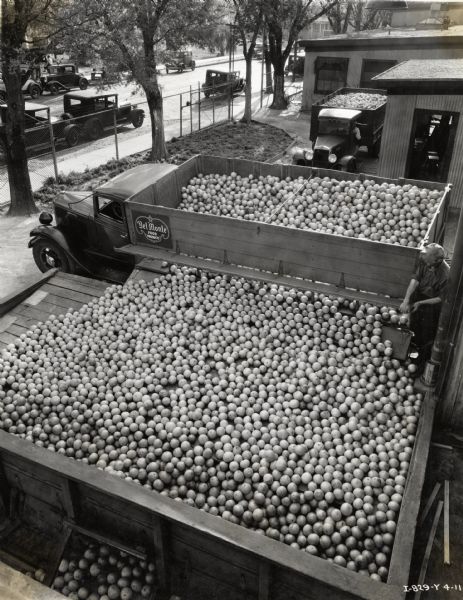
[223, 250, 229, 265]
[176, 241, 180, 254]
[278, 260, 284, 276]
[338, 272, 346, 288]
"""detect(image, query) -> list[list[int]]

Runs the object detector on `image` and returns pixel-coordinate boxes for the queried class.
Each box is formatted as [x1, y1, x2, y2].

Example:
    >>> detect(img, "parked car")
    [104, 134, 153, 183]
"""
[0, 66, 42, 100]
[202, 70, 245, 98]
[0, 101, 81, 159]
[40, 63, 88, 94]
[165, 51, 196, 73]
[62, 90, 145, 140]
[285, 53, 305, 77]
[28, 163, 178, 279]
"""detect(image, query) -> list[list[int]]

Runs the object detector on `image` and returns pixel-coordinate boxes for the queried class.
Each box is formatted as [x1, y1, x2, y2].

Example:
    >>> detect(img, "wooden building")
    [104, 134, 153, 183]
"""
[372, 58, 463, 210]
[298, 26, 463, 110]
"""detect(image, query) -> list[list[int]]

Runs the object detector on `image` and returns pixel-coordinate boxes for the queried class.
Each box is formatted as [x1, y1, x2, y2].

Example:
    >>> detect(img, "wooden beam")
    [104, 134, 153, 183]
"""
[416, 501, 443, 600]
[444, 480, 451, 566]
[0, 269, 57, 317]
[419, 482, 441, 525]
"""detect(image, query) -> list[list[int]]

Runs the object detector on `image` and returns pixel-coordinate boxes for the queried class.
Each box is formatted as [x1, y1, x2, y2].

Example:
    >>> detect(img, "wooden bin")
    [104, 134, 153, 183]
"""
[0, 265, 436, 600]
[125, 155, 450, 300]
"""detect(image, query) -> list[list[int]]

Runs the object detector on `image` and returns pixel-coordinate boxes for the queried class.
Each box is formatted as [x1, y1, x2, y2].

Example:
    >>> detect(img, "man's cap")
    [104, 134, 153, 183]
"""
[420, 243, 445, 261]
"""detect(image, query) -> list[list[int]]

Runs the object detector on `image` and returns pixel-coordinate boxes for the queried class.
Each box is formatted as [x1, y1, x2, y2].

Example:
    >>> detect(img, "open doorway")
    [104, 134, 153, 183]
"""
[406, 109, 459, 183]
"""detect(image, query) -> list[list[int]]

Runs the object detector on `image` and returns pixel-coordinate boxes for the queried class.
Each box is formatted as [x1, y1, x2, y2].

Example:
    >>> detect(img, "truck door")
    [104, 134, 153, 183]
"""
[88, 194, 135, 272]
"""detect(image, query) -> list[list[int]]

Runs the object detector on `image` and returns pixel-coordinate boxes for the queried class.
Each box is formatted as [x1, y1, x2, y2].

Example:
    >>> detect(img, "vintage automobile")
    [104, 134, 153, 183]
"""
[285, 52, 305, 77]
[62, 90, 145, 140]
[29, 163, 177, 280]
[0, 101, 81, 158]
[0, 66, 42, 100]
[202, 70, 245, 98]
[165, 51, 196, 73]
[40, 63, 89, 94]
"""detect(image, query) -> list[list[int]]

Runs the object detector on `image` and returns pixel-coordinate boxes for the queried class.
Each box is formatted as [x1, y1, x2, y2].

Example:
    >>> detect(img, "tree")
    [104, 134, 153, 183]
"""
[263, 0, 337, 110]
[1, 0, 98, 216]
[230, 0, 264, 123]
[85, 0, 219, 161]
[327, 0, 391, 34]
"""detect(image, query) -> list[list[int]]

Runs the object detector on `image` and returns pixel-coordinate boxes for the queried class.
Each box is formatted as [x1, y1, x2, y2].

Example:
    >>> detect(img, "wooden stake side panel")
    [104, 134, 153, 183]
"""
[422, 185, 451, 247]
[387, 393, 437, 586]
[126, 202, 418, 298]
[122, 155, 450, 299]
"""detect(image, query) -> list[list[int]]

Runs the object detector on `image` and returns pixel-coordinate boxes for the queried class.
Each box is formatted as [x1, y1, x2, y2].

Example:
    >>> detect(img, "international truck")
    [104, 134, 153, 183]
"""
[292, 87, 387, 172]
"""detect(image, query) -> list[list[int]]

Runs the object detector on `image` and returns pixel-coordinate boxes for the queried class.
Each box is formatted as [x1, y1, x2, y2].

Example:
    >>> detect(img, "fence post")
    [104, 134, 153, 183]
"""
[198, 82, 201, 131]
[212, 92, 215, 125]
[189, 85, 193, 134]
[180, 93, 183, 137]
[113, 108, 119, 161]
[47, 121, 59, 182]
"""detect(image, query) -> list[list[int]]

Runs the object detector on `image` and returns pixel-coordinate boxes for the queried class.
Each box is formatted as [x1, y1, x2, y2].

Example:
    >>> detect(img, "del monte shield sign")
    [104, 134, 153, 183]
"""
[132, 212, 172, 248]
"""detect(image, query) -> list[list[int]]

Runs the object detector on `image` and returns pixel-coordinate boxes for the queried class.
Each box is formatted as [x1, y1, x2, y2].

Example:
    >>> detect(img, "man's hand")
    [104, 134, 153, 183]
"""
[410, 301, 420, 313]
[399, 301, 409, 314]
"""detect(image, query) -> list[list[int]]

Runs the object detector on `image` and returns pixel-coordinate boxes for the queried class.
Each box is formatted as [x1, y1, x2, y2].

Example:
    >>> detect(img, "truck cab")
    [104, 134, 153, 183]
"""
[28, 163, 177, 281]
[293, 108, 362, 171]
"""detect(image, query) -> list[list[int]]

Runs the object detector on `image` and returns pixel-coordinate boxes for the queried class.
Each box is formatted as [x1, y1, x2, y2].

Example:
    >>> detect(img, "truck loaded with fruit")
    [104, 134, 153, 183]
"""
[292, 88, 387, 172]
[0, 155, 451, 600]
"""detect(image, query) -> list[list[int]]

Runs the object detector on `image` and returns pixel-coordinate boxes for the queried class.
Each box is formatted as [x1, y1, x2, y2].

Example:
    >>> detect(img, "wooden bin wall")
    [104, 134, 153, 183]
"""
[127, 156, 450, 299]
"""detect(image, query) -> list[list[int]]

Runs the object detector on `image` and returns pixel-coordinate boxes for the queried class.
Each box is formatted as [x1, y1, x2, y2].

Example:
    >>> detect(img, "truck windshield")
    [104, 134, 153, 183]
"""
[318, 118, 350, 136]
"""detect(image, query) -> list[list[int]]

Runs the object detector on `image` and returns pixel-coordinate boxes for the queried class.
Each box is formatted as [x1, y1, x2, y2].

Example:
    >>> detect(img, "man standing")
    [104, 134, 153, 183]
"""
[400, 243, 449, 369]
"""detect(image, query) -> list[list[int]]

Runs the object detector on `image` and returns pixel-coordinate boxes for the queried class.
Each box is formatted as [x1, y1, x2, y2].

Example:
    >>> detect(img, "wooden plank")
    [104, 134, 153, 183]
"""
[0, 331, 20, 347]
[387, 392, 436, 587]
[40, 283, 98, 305]
[43, 524, 72, 587]
[53, 270, 110, 291]
[46, 276, 107, 298]
[444, 480, 450, 566]
[121, 244, 401, 307]
[14, 296, 84, 315]
[0, 314, 17, 333]
[258, 561, 271, 600]
[0, 269, 57, 317]
[4, 323, 30, 338]
[419, 482, 442, 525]
[152, 515, 171, 599]
[415, 501, 443, 600]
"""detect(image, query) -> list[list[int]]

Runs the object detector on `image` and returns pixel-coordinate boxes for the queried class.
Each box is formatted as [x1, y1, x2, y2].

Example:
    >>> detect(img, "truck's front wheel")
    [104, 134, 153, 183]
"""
[84, 118, 103, 140]
[32, 239, 73, 273]
[131, 111, 144, 128]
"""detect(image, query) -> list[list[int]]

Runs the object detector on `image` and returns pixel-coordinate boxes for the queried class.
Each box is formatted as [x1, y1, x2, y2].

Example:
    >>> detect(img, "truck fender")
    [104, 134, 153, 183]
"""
[338, 155, 357, 172]
[28, 227, 89, 273]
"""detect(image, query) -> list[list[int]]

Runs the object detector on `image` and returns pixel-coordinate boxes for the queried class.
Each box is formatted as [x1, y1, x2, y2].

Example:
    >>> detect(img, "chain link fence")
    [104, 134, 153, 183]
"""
[0, 74, 297, 207]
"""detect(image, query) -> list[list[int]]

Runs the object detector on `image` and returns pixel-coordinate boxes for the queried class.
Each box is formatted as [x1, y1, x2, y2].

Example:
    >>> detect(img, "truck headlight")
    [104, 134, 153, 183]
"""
[290, 146, 302, 157]
[328, 153, 337, 164]
[304, 149, 313, 160]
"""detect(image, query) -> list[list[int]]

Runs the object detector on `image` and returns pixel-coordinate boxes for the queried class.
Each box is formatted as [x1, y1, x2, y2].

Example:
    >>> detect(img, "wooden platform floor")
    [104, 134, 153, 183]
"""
[0, 271, 112, 352]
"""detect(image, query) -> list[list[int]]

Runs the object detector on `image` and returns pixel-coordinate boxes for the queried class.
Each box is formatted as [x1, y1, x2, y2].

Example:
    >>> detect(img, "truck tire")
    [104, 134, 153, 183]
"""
[64, 125, 80, 147]
[84, 118, 103, 140]
[29, 84, 41, 99]
[165, 67, 170, 74]
[79, 78, 88, 90]
[191, 61, 196, 71]
[130, 111, 144, 128]
[0, 91, 5, 101]
[48, 83, 59, 95]
[32, 239, 73, 273]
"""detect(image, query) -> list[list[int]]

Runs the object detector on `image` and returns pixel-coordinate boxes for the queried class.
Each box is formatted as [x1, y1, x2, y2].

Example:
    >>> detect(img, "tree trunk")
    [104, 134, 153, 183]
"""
[2, 53, 38, 216]
[145, 84, 167, 161]
[241, 56, 253, 124]
[271, 69, 286, 110]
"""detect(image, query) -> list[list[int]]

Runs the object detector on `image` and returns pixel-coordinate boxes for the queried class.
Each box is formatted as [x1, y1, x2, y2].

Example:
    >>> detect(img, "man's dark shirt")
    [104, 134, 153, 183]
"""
[412, 260, 449, 299]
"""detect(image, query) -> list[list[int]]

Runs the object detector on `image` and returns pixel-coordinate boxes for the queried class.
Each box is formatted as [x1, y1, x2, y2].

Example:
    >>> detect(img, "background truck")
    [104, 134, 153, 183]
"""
[164, 50, 196, 73]
[62, 90, 145, 140]
[40, 63, 89, 94]
[292, 87, 387, 171]
[0, 101, 82, 158]
[202, 70, 245, 98]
